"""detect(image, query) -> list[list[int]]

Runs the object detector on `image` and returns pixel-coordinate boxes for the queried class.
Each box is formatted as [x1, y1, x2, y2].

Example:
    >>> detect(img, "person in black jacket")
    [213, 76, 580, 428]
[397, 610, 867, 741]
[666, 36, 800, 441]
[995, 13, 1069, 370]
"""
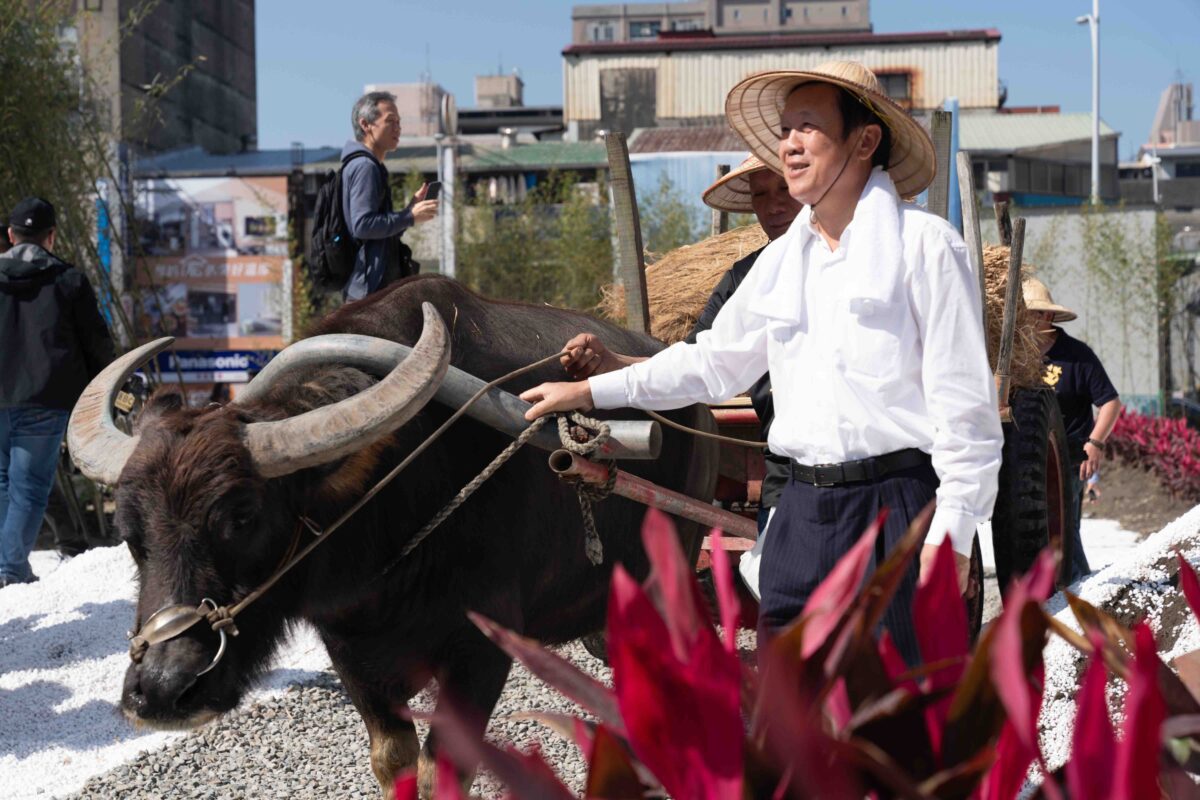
[557, 156, 801, 598]
[0, 197, 114, 587]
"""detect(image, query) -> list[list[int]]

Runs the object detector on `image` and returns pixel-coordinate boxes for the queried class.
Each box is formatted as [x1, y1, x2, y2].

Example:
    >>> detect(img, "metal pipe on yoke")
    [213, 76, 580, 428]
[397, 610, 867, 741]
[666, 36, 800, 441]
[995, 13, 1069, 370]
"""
[547, 449, 758, 541]
[239, 334, 662, 460]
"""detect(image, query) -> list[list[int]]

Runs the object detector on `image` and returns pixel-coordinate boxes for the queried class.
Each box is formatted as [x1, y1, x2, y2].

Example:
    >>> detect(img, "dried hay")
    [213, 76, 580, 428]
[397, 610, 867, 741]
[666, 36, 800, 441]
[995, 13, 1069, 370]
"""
[982, 244, 1046, 392]
[598, 224, 769, 344]
[597, 230, 1045, 393]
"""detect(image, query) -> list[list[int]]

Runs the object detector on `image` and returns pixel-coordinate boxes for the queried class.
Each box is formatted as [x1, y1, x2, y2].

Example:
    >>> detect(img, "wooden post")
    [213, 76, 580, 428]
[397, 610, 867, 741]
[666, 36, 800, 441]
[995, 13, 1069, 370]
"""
[995, 217, 1027, 415]
[605, 132, 650, 334]
[711, 163, 730, 236]
[927, 110, 953, 221]
[993, 200, 1013, 247]
[956, 151, 988, 337]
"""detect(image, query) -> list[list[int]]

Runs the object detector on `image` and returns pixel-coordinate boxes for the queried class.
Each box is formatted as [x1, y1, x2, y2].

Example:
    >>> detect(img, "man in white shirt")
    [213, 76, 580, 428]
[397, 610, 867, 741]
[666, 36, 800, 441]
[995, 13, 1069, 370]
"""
[521, 62, 1002, 663]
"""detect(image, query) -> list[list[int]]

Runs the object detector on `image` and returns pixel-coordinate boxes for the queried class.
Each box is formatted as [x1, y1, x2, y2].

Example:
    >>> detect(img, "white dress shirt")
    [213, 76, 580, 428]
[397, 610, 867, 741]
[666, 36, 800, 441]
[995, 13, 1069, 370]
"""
[589, 168, 1002, 555]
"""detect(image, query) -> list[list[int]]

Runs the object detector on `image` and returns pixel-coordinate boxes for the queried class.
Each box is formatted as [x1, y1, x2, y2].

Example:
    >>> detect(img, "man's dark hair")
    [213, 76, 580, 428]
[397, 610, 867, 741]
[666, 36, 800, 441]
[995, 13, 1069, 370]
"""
[835, 88, 892, 170]
[9, 227, 53, 247]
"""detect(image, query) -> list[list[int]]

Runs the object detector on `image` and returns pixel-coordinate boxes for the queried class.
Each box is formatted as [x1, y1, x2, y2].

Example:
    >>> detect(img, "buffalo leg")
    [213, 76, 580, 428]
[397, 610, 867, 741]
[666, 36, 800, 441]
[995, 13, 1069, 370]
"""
[327, 648, 423, 798]
[418, 628, 514, 797]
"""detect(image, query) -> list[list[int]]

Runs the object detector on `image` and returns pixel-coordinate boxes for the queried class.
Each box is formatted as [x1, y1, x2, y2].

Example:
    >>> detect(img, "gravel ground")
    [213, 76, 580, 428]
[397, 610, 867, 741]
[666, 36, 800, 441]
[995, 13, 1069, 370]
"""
[66, 641, 611, 799]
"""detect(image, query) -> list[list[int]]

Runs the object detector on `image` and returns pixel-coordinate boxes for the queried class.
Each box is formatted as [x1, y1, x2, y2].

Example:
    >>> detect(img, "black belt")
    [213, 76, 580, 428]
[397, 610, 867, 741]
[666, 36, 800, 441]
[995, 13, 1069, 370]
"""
[790, 448, 931, 488]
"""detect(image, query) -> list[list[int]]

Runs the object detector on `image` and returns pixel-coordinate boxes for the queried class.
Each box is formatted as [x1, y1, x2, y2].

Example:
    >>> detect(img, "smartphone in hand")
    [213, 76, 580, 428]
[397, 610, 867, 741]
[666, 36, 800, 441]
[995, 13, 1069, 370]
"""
[425, 181, 442, 201]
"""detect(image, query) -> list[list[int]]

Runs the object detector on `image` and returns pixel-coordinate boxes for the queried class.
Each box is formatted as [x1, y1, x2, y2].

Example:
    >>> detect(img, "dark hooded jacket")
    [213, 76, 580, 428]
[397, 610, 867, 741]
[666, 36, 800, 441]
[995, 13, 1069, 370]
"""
[0, 243, 114, 410]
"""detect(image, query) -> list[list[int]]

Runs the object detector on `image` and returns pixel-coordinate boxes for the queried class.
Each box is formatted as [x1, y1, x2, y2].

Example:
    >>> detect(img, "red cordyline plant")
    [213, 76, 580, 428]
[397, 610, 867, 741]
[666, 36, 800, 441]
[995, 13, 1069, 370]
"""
[396, 508, 1200, 798]
[1108, 409, 1200, 501]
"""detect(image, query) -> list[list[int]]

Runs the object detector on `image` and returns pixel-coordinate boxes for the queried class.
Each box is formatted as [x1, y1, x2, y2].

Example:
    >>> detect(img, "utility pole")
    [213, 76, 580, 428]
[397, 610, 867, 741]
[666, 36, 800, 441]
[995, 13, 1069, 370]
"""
[1077, 0, 1100, 204]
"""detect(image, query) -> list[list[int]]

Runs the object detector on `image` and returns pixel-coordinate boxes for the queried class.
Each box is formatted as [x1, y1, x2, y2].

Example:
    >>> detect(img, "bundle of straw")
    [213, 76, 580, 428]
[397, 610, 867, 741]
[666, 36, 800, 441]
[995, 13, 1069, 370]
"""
[598, 231, 1045, 393]
[597, 224, 768, 344]
[982, 244, 1045, 392]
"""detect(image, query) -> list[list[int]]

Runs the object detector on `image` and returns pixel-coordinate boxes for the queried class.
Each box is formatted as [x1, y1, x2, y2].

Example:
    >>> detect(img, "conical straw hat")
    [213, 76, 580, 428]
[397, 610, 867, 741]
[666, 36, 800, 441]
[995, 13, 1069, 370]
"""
[701, 155, 777, 213]
[1023, 276, 1077, 322]
[725, 60, 936, 199]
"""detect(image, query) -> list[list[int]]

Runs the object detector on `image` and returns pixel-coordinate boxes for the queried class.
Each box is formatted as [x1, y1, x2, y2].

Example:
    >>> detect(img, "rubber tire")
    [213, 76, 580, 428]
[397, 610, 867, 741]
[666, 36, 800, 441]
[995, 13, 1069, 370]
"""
[990, 387, 1076, 599]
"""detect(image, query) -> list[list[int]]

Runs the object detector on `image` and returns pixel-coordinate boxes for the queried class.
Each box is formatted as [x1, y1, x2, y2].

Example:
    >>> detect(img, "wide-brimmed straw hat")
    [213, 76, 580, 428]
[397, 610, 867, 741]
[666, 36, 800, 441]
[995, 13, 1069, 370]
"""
[1023, 276, 1077, 323]
[725, 60, 936, 199]
[702, 155, 776, 213]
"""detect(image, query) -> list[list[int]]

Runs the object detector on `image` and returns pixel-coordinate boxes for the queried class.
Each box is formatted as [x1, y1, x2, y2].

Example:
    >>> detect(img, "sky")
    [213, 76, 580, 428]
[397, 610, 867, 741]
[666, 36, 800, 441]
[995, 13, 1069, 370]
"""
[256, 0, 1200, 160]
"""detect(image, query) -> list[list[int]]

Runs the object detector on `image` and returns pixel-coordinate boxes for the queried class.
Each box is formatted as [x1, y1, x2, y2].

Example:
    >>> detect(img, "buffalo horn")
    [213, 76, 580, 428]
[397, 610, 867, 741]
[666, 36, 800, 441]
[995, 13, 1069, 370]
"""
[242, 302, 450, 478]
[67, 337, 175, 486]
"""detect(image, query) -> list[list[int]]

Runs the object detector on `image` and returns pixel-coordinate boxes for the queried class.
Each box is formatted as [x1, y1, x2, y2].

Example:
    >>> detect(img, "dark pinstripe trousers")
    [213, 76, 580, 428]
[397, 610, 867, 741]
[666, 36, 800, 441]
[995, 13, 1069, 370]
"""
[758, 462, 938, 666]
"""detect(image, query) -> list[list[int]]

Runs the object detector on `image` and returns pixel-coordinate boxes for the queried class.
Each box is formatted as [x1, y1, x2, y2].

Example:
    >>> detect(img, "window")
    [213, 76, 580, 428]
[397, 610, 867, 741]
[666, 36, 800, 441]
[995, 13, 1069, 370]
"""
[629, 20, 661, 39]
[671, 19, 703, 31]
[1178, 161, 1200, 178]
[587, 22, 615, 42]
[733, 8, 740, 20]
[877, 73, 911, 105]
[842, 5, 847, 15]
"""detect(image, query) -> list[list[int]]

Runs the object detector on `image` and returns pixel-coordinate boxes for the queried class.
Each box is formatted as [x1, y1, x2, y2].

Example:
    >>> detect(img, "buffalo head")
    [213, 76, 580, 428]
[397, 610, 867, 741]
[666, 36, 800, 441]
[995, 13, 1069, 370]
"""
[67, 304, 450, 728]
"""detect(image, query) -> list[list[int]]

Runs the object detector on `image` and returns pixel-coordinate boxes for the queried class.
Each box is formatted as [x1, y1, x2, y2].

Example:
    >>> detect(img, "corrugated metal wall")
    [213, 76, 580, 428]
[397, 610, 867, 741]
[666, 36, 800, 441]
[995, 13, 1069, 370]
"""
[564, 39, 998, 123]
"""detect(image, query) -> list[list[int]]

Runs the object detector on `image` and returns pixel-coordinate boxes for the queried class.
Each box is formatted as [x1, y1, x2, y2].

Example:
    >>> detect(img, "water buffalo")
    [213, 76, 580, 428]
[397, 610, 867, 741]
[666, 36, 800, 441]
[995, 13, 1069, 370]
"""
[67, 275, 718, 796]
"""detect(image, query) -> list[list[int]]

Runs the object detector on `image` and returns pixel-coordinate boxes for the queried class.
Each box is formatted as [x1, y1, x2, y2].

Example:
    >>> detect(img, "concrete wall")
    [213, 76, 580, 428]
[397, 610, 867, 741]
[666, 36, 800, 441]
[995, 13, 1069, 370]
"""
[977, 206, 1165, 406]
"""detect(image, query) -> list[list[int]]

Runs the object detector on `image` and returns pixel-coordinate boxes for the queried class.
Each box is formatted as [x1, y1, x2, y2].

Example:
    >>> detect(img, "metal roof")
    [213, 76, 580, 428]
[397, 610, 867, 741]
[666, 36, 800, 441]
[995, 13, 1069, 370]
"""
[305, 141, 609, 176]
[132, 146, 341, 178]
[959, 112, 1117, 154]
[628, 126, 748, 154]
[563, 28, 1001, 56]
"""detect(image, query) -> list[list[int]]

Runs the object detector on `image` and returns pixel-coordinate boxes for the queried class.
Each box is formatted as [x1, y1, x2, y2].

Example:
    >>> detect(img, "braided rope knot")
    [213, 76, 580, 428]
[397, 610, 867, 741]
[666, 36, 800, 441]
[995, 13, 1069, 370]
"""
[556, 412, 615, 566]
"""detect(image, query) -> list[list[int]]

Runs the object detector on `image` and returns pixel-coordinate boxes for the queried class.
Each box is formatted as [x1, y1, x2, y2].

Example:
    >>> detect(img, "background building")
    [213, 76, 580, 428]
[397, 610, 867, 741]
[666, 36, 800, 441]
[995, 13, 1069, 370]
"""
[74, 0, 257, 155]
[571, 0, 871, 44]
[562, 27, 1001, 139]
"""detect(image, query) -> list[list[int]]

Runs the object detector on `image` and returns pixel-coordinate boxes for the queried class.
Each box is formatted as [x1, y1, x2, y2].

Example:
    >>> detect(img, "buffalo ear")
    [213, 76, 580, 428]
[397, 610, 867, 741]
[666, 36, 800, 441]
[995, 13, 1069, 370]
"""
[134, 386, 187, 433]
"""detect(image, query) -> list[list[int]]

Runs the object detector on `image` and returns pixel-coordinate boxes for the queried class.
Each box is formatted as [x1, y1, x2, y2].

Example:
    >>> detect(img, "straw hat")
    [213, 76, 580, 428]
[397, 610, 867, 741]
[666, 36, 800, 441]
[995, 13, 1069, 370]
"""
[1023, 276, 1077, 323]
[724, 60, 937, 199]
[702, 155, 775, 213]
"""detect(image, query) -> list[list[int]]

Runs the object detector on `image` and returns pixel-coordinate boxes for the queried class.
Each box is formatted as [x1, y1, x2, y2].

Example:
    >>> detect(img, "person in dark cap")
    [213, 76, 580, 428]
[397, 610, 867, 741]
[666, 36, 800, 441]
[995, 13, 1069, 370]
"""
[0, 196, 114, 587]
[0, 216, 10, 255]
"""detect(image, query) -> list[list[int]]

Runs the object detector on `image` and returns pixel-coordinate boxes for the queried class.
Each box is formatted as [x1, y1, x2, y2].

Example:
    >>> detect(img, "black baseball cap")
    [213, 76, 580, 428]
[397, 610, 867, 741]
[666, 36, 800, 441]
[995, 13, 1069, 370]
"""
[9, 197, 56, 234]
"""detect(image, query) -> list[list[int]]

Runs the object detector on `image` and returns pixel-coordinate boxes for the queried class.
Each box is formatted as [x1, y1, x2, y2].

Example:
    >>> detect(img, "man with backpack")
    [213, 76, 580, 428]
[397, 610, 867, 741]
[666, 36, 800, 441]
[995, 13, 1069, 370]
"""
[326, 90, 438, 301]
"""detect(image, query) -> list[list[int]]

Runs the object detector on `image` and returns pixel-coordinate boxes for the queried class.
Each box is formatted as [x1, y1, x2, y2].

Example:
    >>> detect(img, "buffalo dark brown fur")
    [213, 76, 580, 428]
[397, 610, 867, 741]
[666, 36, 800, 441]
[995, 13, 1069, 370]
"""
[115, 275, 718, 797]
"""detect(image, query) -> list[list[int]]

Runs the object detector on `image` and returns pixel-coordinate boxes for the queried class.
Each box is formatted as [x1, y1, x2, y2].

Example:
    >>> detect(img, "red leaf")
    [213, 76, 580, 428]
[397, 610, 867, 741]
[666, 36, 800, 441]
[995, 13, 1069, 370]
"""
[1178, 553, 1200, 625]
[990, 551, 1055, 755]
[708, 529, 741, 652]
[980, 721, 1036, 800]
[1114, 622, 1167, 800]
[469, 612, 626, 737]
[798, 510, 886, 658]
[878, 630, 918, 693]
[436, 753, 465, 800]
[640, 508, 707, 662]
[914, 537, 969, 758]
[1065, 638, 1115, 799]
[607, 562, 743, 800]
[584, 724, 653, 799]
[393, 771, 417, 800]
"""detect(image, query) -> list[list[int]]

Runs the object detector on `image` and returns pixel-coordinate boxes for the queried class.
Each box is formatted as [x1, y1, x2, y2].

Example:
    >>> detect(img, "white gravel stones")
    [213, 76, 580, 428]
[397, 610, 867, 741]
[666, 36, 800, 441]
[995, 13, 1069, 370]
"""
[1039, 504, 1200, 772]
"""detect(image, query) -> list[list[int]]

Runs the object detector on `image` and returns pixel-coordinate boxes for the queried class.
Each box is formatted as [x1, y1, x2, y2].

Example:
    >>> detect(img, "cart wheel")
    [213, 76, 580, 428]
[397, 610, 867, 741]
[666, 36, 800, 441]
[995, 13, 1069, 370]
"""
[991, 387, 1075, 598]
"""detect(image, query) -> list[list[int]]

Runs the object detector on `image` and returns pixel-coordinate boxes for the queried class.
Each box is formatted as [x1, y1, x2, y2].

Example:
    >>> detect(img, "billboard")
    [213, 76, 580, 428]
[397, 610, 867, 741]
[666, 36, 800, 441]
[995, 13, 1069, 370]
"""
[130, 176, 291, 402]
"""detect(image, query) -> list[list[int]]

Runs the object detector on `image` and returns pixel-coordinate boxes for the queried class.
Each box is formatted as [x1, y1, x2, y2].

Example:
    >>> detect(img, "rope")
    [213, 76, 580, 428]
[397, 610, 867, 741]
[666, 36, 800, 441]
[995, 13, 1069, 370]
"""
[646, 408, 769, 449]
[554, 412, 614, 565]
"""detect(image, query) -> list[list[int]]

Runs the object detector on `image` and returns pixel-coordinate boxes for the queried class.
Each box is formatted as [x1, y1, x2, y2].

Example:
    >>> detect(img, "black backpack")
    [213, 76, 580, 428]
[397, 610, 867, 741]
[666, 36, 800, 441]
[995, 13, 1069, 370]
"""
[308, 150, 373, 289]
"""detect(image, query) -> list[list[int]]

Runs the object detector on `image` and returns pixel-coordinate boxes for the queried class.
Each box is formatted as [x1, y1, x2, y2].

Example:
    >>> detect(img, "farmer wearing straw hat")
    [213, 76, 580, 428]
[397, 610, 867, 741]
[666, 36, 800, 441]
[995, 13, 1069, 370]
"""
[1024, 276, 1121, 582]
[559, 155, 802, 601]
[523, 62, 1002, 663]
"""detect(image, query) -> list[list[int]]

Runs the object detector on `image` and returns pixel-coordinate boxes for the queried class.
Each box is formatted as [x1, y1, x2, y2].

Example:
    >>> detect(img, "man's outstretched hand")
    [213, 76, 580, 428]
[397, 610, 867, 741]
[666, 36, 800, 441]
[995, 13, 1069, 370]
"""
[918, 543, 974, 598]
[560, 333, 625, 379]
[520, 380, 594, 421]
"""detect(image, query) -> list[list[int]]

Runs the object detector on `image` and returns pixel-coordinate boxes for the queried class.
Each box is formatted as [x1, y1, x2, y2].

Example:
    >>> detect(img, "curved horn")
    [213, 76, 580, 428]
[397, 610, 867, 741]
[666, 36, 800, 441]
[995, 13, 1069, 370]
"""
[243, 302, 450, 478]
[67, 337, 175, 486]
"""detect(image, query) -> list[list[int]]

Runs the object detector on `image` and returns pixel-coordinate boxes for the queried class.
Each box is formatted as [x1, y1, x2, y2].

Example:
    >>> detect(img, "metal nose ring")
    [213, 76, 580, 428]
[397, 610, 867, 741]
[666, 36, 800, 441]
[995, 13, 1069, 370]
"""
[128, 597, 227, 677]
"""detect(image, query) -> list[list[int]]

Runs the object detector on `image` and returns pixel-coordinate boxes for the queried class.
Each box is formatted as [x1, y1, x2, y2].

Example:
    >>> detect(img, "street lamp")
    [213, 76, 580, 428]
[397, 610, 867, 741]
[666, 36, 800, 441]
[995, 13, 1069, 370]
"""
[1076, 1, 1100, 204]
[1149, 148, 1162, 205]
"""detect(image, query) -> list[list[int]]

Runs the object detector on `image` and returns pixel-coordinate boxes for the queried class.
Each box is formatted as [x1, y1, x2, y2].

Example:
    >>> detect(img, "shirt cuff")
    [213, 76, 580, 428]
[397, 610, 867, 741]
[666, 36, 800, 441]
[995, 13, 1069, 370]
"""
[588, 371, 628, 410]
[926, 506, 979, 556]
